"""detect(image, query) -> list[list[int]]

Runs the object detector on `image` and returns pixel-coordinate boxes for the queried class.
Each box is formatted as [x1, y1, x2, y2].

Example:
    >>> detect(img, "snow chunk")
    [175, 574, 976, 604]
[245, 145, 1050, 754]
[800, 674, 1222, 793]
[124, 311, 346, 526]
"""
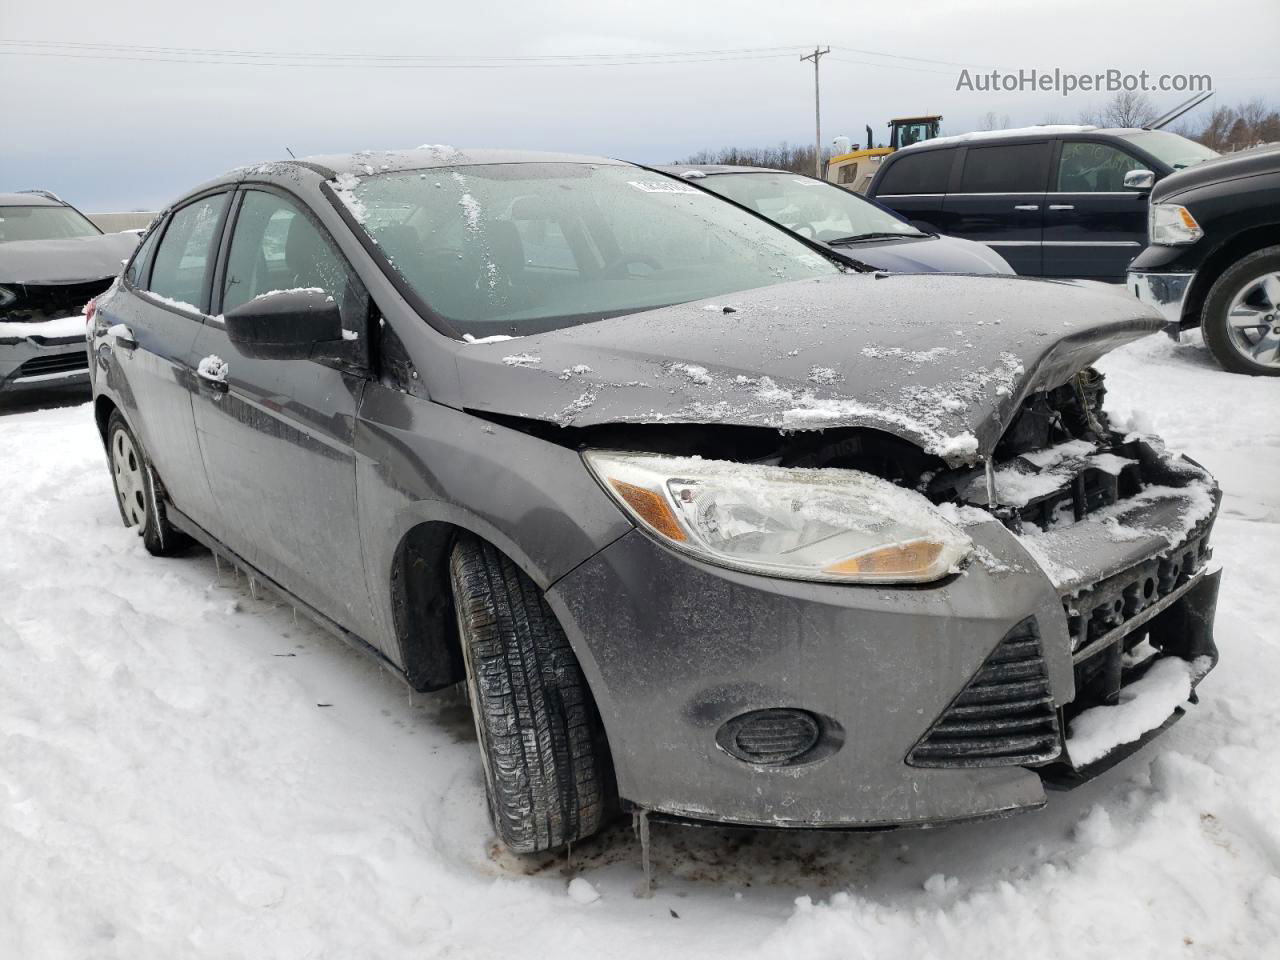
[1068, 657, 1203, 766]
[1021, 439, 1096, 470]
[145, 292, 202, 314]
[462, 333, 517, 344]
[197, 355, 228, 383]
[330, 173, 367, 224]
[808, 366, 841, 385]
[251, 286, 324, 302]
[668, 363, 713, 386]
[502, 353, 541, 367]
[567, 877, 601, 904]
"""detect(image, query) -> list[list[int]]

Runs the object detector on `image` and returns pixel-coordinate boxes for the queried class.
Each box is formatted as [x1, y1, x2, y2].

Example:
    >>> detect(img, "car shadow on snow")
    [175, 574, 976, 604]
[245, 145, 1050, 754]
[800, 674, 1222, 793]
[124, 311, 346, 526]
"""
[0, 384, 89, 417]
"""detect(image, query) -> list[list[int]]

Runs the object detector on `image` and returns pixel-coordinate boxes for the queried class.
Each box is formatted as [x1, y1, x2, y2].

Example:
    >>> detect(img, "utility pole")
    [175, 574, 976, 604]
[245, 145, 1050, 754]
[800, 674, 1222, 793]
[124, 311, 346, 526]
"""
[800, 45, 831, 178]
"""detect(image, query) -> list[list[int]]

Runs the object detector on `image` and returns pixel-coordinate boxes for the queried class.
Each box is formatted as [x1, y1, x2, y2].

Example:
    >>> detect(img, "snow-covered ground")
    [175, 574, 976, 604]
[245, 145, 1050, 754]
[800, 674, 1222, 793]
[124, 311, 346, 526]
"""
[2, 331, 1278, 959]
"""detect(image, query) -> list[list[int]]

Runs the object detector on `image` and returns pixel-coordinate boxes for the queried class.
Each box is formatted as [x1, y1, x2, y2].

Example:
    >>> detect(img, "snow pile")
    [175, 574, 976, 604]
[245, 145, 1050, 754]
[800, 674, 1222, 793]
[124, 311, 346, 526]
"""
[1067, 657, 1201, 766]
[462, 332, 517, 344]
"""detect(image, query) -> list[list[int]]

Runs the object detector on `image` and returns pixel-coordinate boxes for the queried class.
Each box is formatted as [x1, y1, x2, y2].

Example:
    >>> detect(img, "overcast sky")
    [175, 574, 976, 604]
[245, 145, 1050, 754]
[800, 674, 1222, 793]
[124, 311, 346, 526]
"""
[2, 0, 1276, 210]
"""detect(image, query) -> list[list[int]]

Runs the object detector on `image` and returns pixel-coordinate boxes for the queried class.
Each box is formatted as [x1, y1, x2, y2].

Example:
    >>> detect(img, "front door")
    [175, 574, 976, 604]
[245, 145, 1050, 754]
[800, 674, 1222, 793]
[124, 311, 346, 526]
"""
[189, 186, 377, 638]
[1042, 139, 1150, 281]
[99, 192, 230, 531]
[942, 141, 1052, 276]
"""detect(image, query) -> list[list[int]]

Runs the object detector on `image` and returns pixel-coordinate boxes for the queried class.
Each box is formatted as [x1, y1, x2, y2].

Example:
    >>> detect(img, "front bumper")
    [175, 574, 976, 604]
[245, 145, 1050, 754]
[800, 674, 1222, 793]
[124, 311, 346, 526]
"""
[547, 460, 1220, 829]
[1127, 270, 1195, 330]
[0, 333, 91, 395]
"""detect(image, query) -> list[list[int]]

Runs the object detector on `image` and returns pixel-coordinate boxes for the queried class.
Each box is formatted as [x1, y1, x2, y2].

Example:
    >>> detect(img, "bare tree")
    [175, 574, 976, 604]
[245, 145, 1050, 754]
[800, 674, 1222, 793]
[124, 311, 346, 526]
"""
[1080, 91, 1158, 128]
[978, 111, 1010, 131]
[1172, 99, 1280, 151]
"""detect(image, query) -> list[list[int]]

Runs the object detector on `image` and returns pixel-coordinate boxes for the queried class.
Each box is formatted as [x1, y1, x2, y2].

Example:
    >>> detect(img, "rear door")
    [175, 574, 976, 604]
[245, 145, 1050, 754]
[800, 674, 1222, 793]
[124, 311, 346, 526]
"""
[868, 147, 955, 231]
[942, 141, 1052, 276]
[1042, 138, 1150, 281]
[189, 186, 377, 637]
[99, 192, 230, 530]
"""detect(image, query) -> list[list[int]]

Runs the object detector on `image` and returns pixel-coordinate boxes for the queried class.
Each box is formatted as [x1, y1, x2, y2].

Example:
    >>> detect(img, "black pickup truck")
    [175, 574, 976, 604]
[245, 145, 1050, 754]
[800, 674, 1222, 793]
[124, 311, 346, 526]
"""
[1127, 143, 1280, 376]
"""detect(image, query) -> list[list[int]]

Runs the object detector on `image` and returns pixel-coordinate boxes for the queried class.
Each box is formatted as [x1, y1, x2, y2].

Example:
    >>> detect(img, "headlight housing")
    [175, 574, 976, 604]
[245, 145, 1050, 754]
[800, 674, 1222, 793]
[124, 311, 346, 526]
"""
[584, 450, 971, 584]
[1149, 203, 1203, 245]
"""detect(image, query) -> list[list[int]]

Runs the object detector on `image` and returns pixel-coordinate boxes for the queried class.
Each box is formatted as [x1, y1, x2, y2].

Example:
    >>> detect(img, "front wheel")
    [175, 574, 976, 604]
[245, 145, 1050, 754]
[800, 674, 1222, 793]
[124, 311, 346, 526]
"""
[449, 534, 611, 853]
[106, 410, 188, 555]
[1201, 246, 1280, 376]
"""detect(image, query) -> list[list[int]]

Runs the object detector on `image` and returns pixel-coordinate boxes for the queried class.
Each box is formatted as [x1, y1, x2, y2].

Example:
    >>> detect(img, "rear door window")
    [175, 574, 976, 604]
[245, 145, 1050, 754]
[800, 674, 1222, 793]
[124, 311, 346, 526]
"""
[145, 194, 229, 310]
[958, 143, 1052, 193]
[1056, 141, 1146, 192]
[876, 149, 953, 194]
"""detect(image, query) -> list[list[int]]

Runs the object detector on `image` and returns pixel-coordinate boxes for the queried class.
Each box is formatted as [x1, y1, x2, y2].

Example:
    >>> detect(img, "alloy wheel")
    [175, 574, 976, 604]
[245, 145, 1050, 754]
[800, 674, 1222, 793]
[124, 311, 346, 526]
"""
[1225, 271, 1280, 368]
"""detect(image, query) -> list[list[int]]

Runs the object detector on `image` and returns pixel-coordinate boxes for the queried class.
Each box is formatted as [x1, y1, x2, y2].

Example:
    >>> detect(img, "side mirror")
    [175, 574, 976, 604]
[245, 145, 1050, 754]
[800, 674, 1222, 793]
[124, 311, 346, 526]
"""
[1124, 169, 1156, 191]
[224, 288, 343, 360]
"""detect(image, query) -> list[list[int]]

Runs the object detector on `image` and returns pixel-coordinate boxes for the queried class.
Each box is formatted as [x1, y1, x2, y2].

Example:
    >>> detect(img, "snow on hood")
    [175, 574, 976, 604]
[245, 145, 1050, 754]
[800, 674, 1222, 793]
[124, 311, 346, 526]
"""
[452, 273, 1164, 465]
[0, 232, 139, 285]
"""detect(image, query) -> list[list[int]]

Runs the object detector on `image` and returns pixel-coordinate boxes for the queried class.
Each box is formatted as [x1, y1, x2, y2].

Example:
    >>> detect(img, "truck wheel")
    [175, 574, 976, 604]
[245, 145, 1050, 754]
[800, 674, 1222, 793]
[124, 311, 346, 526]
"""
[1202, 246, 1280, 376]
[106, 410, 188, 556]
[449, 534, 610, 853]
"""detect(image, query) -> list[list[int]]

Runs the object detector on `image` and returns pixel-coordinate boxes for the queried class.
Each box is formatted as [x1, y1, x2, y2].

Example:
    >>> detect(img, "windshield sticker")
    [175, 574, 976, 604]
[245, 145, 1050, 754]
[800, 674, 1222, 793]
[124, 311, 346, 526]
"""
[626, 180, 703, 195]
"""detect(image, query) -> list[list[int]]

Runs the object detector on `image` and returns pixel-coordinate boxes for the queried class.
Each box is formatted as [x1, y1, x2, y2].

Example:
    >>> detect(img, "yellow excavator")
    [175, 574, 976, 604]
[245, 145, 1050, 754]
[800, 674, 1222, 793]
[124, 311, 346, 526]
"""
[826, 115, 942, 193]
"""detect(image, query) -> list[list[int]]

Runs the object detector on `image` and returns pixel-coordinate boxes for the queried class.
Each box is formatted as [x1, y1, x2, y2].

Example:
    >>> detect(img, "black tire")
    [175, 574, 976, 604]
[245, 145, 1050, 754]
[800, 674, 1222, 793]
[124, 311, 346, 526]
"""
[449, 534, 610, 853]
[106, 410, 188, 556]
[1201, 245, 1280, 377]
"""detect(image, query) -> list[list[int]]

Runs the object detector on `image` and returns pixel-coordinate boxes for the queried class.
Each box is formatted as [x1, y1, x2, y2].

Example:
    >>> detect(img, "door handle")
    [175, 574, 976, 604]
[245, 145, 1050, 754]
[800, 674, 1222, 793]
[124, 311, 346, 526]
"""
[1014, 204, 1040, 211]
[196, 355, 230, 393]
[108, 323, 137, 351]
[1048, 204, 1075, 211]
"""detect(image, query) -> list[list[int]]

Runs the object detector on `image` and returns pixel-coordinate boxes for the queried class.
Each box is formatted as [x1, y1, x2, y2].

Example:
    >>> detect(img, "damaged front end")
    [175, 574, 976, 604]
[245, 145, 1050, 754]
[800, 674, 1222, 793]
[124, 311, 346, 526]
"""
[914, 367, 1220, 782]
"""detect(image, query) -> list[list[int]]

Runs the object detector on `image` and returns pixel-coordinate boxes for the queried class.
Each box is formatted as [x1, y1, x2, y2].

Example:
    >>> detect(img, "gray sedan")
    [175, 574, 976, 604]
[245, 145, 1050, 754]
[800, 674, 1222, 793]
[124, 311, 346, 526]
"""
[88, 148, 1221, 853]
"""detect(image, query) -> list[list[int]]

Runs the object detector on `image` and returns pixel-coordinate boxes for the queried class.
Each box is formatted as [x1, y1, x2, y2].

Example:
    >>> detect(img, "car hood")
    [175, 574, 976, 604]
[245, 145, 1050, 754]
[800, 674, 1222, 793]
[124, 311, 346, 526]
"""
[0, 232, 139, 285]
[1153, 142, 1280, 202]
[828, 233, 1011, 274]
[451, 273, 1162, 465]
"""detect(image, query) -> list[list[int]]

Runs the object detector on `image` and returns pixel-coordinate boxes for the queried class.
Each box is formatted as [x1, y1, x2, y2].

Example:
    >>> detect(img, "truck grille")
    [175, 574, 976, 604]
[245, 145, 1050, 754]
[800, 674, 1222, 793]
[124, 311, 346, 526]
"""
[907, 618, 1062, 768]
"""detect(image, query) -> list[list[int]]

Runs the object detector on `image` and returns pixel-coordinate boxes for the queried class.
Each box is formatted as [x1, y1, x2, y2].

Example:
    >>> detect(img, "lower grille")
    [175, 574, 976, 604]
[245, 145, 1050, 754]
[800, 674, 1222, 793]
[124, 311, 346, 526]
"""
[907, 618, 1062, 768]
[18, 352, 88, 377]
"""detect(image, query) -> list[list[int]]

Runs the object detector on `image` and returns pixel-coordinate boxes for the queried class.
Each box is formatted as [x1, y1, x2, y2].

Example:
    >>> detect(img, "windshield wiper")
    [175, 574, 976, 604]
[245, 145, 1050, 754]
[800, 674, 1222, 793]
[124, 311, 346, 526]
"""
[826, 231, 927, 246]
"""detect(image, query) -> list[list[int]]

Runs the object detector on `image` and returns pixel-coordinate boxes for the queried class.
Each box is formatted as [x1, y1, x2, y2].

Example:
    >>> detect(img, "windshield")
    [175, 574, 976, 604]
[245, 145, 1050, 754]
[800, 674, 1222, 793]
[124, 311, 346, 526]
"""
[1115, 131, 1219, 170]
[338, 163, 839, 337]
[692, 172, 923, 243]
[0, 204, 101, 243]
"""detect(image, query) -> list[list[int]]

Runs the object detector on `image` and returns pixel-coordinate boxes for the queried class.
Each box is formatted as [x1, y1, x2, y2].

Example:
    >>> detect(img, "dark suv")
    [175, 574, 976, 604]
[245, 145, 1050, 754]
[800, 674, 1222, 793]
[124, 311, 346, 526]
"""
[88, 148, 1222, 855]
[866, 127, 1219, 282]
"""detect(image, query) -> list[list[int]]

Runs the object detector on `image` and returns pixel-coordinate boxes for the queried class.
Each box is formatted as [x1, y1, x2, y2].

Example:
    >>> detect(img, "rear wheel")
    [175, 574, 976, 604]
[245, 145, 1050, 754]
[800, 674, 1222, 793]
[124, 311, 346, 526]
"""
[1202, 246, 1280, 376]
[449, 534, 610, 853]
[106, 410, 187, 556]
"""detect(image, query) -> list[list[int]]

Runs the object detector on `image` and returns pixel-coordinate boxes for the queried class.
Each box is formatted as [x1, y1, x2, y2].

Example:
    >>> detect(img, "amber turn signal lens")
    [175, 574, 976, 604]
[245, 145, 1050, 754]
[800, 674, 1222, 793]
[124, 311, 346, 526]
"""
[823, 539, 945, 579]
[608, 479, 686, 542]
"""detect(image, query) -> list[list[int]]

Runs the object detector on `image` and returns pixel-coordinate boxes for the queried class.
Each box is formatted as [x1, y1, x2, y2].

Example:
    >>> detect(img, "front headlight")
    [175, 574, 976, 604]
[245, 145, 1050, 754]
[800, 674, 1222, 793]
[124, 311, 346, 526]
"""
[1149, 203, 1203, 245]
[584, 450, 971, 584]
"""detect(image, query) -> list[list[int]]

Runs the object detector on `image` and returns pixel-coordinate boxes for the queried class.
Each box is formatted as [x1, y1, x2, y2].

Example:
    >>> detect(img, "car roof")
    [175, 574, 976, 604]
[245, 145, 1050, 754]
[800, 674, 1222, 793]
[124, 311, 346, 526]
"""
[653, 164, 791, 177]
[254, 147, 627, 180]
[0, 191, 64, 206]
[898, 125, 1149, 152]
